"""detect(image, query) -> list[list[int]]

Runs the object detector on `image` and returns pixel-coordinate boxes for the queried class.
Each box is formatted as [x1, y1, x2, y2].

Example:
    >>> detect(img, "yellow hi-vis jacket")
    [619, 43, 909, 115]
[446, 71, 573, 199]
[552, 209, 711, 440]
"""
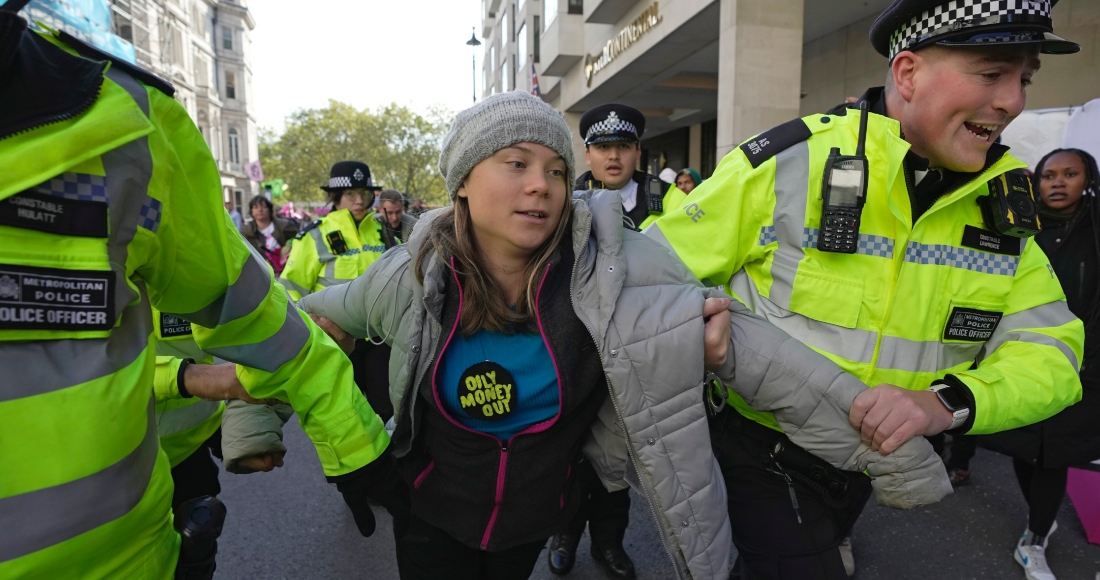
[0, 25, 387, 578]
[279, 208, 386, 301]
[151, 309, 224, 468]
[649, 110, 1084, 435]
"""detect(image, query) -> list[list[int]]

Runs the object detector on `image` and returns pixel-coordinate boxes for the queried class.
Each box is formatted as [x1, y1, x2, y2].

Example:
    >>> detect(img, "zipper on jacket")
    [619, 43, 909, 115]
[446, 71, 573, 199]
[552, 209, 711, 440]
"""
[480, 443, 508, 549]
[565, 214, 687, 580]
[426, 259, 564, 551]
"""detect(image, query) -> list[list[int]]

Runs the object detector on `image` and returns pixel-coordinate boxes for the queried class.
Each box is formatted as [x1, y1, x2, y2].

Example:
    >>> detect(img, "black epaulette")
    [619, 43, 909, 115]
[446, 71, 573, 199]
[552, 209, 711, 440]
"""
[738, 118, 813, 169]
[58, 30, 176, 97]
[294, 219, 322, 240]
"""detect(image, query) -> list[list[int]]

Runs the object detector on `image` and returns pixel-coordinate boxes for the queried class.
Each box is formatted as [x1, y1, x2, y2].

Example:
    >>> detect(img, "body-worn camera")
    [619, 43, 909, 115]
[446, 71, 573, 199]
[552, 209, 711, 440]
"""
[979, 170, 1041, 238]
[818, 101, 870, 254]
[326, 230, 349, 254]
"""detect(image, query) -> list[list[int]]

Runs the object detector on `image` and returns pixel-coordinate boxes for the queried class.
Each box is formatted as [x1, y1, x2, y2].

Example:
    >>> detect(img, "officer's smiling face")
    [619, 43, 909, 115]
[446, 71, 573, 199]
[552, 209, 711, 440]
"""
[891, 45, 1039, 173]
[457, 142, 569, 261]
[585, 141, 640, 190]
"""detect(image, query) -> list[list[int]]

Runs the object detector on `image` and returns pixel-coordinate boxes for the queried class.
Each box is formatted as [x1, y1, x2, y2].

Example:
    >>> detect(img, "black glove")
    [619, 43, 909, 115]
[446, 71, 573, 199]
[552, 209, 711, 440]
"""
[327, 443, 410, 538]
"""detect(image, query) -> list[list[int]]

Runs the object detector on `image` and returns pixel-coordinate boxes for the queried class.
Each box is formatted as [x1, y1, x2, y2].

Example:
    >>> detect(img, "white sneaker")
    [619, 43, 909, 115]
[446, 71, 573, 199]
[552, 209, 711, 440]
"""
[838, 536, 855, 577]
[1015, 542, 1056, 580]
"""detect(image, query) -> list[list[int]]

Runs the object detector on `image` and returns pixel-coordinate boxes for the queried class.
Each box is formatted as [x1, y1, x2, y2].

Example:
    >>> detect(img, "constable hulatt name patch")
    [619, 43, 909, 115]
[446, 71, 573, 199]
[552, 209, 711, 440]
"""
[0, 264, 114, 331]
[943, 307, 1002, 342]
[457, 361, 516, 421]
[0, 190, 108, 238]
[961, 225, 1021, 256]
[159, 312, 193, 338]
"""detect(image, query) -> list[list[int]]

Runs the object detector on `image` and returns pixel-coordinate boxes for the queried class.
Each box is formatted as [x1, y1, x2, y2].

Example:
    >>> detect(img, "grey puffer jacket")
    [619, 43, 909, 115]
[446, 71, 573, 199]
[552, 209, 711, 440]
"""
[291, 189, 950, 578]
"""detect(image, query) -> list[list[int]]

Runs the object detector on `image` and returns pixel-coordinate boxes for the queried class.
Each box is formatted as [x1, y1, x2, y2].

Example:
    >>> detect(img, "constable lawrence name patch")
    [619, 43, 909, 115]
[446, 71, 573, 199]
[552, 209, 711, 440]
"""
[961, 225, 1021, 256]
[0, 264, 114, 331]
[943, 307, 1002, 342]
[0, 190, 108, 238]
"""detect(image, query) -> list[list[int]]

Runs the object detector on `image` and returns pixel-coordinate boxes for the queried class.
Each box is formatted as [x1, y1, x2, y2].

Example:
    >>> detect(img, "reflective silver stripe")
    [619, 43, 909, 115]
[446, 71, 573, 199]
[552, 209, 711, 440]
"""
[278, 276, 311, 297]
[156, 399, 221, 438]
[903, 240, 1020, 276]
[0, 290, 152, 404]
[105, 66, 149, 116]
[768, 141, 810, 309]
[205, 297, 310, 373]
[730, 269, 877, 364]
[996, 301, 1078, 332]
[317, 276, 350, 289]
[877, 336, 983, 373]
[0, 399, 159, 563]
[171, 252, 272, 328]
[977, 330, 1080, 371]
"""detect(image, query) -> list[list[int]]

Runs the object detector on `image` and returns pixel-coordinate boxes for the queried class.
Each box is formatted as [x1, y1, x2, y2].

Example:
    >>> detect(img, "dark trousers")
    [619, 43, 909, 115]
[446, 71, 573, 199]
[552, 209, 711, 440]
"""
[709, 408, 870, 580]
[1012, 459, 1068, 537]
[926, 433, 978, 471]
[170, 431, 222, 508]
[563, 460, 631, 549]
[395, 513, 546, 580]
[350, 339, 394, 423]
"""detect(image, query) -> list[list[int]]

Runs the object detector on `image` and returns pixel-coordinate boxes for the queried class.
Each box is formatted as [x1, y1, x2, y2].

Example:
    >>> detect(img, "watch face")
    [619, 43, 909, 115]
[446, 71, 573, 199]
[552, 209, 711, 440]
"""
[937, 386, 968, 412]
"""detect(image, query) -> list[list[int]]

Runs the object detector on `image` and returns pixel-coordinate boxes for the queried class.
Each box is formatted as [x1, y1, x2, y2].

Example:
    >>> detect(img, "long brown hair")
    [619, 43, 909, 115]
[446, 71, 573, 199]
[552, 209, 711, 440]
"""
[415, 194, 572, 336]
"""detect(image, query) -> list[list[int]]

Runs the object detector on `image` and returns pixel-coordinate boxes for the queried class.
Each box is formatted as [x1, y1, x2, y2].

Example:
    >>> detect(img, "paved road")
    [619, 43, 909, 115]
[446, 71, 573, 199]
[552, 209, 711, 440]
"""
[215, 421, 1099, 579]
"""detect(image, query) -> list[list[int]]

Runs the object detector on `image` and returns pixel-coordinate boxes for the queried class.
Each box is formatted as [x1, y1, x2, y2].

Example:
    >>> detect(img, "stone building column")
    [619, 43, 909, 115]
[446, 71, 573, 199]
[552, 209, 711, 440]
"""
[716, 0, 804, 160]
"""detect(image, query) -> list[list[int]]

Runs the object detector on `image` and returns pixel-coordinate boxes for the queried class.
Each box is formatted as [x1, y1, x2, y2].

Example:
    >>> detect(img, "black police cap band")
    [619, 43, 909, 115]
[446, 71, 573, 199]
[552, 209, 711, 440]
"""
[870, 0, 1079, 60]
[321, 160, 382, 192]
[580, 104, 645, 145]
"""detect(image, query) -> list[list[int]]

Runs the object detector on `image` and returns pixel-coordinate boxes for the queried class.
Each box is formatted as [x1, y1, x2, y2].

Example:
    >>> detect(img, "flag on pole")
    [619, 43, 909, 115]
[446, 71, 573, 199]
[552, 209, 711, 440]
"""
[530, 61, 541, 97]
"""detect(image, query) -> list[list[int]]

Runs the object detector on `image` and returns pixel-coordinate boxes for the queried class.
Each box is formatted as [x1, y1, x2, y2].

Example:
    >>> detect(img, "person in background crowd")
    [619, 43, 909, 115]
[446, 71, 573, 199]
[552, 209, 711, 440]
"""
[278, 161, 393, 423]
[410, 198, 427, 216]
[676, 168, 703, 195]
[297, 90, 947, 580]
[558, 102, 661, 579]
[241, 195, 299, 275]
[375, 189, 418, 250]
[648, 0, 1084, 577]
[982, 148, 1100, 580]
[225, 199, 243, 230]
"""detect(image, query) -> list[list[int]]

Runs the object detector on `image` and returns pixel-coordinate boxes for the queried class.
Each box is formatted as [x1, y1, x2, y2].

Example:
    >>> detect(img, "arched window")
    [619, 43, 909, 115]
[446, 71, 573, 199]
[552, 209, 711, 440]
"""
[228, 128, 240, 164]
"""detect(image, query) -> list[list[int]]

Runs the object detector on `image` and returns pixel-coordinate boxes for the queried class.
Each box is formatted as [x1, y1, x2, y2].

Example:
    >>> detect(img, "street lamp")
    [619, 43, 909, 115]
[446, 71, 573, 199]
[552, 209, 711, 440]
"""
[466, 28, 481, 103]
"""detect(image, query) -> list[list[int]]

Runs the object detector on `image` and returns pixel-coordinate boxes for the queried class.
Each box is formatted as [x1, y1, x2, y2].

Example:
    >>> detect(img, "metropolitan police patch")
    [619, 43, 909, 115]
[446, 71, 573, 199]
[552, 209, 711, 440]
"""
[943, 306, 1002, 341]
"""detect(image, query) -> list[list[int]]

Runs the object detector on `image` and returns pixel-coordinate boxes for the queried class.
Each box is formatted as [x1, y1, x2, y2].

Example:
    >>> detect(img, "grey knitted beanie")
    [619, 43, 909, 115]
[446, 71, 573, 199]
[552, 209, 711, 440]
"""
[439, 91, 575, 199]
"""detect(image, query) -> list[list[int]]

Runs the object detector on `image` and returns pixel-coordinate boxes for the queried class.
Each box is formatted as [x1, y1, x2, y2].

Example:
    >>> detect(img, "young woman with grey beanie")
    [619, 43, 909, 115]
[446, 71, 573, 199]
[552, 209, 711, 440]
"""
[297, 91, 950, 579]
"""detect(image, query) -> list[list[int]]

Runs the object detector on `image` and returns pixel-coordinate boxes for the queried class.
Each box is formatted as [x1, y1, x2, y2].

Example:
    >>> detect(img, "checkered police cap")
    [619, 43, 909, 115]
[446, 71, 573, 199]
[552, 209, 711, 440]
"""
[870, 0, 1078, 61]
[579, 104, 645, 146]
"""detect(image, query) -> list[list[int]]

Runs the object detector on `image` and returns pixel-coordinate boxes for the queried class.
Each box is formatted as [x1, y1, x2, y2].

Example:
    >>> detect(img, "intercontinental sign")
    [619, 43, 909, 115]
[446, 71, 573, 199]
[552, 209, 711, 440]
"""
[584, 2, 662, 87]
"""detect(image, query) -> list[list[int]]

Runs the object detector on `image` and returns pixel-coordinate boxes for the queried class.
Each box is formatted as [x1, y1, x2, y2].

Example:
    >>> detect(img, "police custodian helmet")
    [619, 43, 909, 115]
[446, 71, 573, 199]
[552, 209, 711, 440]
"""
[870, 0, 1080, 61]
[579, 104, 646, 146]
[320, 160, 383, 193]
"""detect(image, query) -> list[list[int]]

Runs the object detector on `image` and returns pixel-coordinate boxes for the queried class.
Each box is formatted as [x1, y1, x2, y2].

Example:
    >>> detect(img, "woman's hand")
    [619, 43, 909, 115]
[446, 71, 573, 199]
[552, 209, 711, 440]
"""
[703, 297, 732, 371]
[309, 313, 356, 355]
[236, 453, 285, 473]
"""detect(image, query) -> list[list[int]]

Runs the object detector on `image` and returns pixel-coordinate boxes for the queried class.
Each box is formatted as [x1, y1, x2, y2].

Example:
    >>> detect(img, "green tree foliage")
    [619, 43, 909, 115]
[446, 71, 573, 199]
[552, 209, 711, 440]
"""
[259, 101, 451, 205]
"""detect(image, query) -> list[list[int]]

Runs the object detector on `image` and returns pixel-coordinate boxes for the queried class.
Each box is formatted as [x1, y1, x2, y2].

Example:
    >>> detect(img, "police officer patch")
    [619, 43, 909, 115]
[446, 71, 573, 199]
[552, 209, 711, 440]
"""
[457, 361, 516, 421]
[0, 263, 114, 331]
[943, 307, 1002, 342]
[158, 312, 193, 338]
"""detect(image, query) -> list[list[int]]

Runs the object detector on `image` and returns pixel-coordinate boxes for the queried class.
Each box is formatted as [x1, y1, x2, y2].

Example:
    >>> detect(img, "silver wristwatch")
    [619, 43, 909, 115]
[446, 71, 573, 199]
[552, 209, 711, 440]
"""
[928, 383, 970, 431]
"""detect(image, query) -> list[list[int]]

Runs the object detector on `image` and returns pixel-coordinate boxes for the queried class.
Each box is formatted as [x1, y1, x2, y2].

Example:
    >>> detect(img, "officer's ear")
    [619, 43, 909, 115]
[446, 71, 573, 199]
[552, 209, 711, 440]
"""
[584, 146, 592, 167]
[891, 51, 920, 103]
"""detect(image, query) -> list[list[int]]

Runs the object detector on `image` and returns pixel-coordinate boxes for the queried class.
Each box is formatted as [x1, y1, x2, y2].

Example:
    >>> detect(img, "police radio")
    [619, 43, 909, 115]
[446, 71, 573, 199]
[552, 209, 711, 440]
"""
[817, 101, 870, 254]
[979, 170, 1042, 238]
[645, 175, 664, 215]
